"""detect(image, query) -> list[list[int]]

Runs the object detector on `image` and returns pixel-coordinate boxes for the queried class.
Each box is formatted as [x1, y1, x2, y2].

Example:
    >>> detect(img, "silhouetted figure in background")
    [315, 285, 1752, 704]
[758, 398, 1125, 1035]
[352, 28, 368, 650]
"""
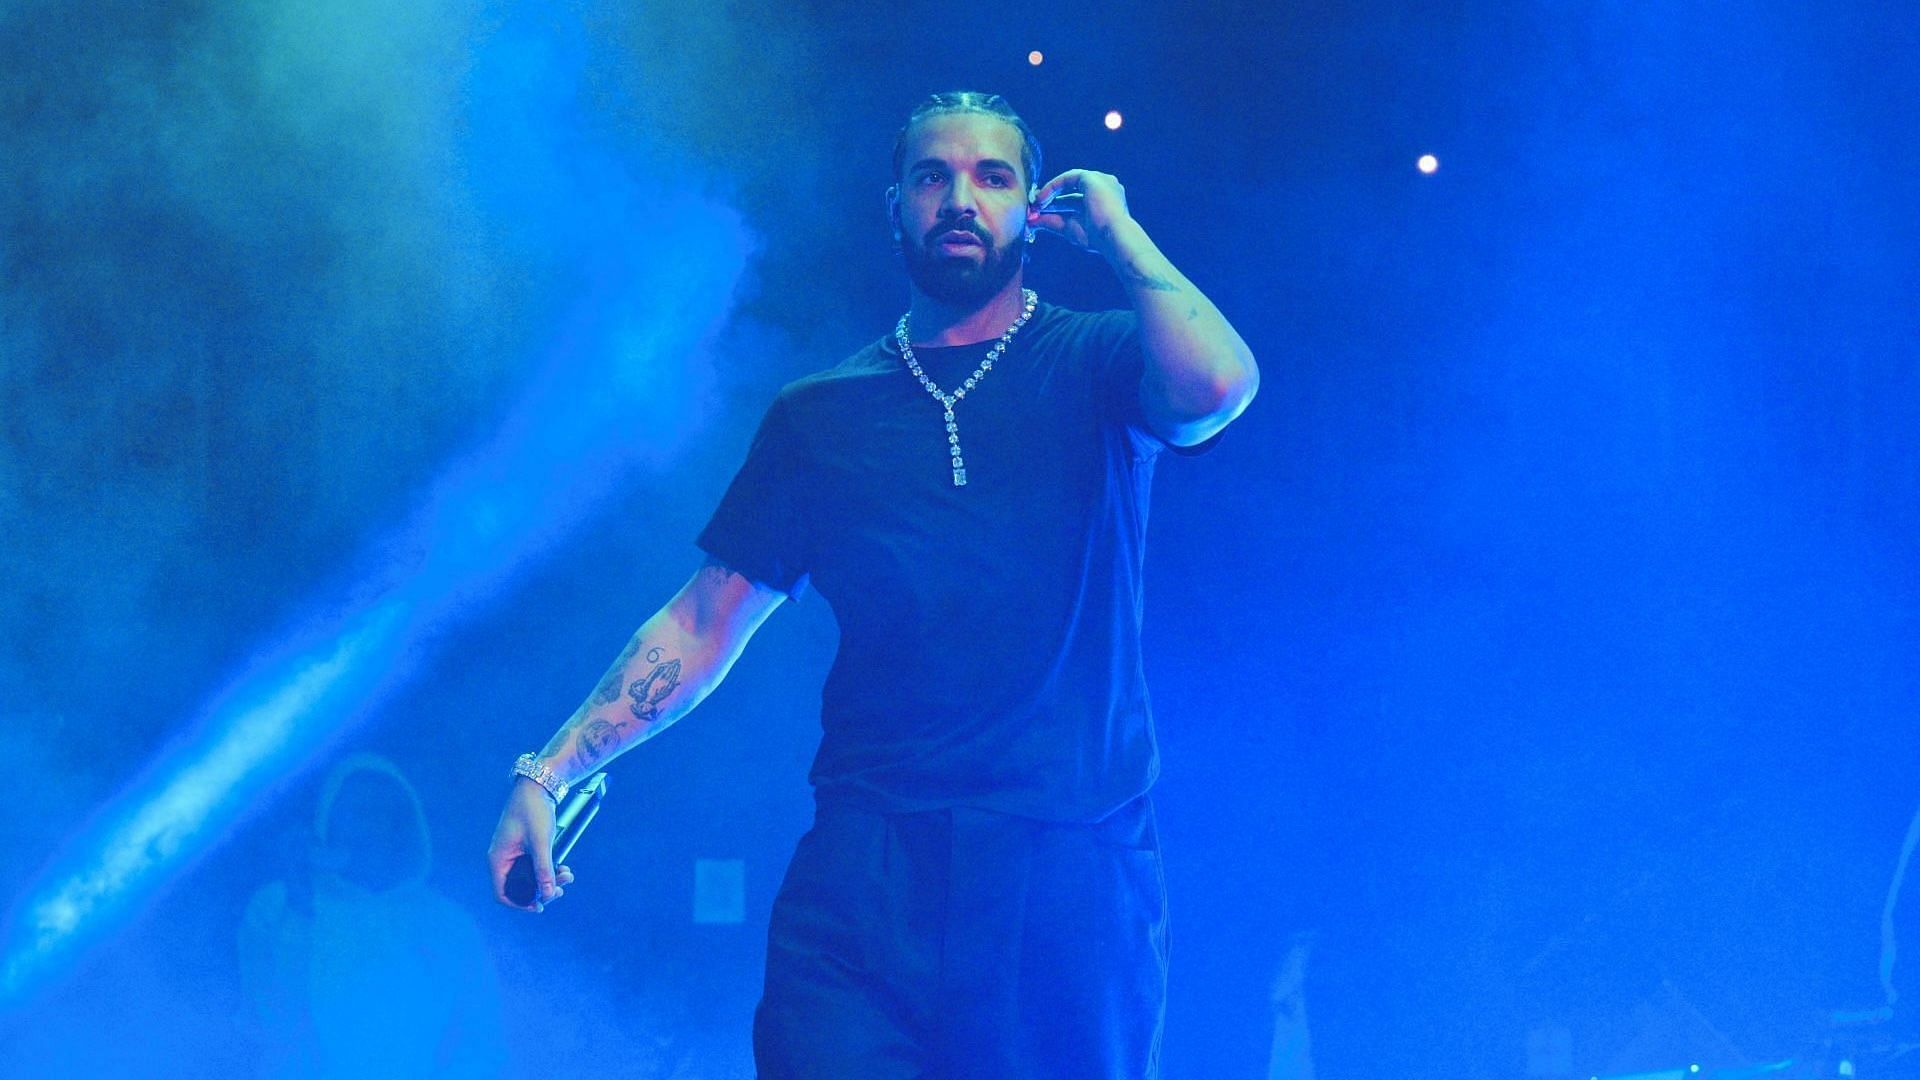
[241, 753, 504, 1077]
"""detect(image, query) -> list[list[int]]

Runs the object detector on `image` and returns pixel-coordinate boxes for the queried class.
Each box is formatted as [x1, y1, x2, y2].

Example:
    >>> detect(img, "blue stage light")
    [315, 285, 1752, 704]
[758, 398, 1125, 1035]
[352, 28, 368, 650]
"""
[0, 12, 754, 1005]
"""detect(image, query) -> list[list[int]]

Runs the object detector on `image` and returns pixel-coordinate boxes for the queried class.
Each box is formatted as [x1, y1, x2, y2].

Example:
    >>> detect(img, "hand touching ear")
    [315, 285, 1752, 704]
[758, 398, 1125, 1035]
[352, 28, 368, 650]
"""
[1030, 170, 1130, 256]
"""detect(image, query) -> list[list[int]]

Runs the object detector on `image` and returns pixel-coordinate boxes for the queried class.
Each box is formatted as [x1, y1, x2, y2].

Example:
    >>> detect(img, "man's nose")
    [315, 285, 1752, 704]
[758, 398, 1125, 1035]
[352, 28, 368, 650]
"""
[941, 175, 980, 216]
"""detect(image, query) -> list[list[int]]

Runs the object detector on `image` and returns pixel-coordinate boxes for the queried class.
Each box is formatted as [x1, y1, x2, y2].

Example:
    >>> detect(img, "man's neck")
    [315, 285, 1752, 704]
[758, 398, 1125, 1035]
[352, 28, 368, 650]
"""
[906, 275, 1028, 347]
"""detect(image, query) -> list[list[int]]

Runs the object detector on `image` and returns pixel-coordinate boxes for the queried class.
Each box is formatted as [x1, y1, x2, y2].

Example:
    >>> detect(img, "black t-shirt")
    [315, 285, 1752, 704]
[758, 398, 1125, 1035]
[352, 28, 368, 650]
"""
[697, 301, 1210, 822]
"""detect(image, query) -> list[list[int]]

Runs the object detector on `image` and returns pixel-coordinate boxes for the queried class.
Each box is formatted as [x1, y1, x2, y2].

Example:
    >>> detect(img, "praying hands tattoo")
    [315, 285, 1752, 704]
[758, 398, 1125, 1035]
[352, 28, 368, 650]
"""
[541, 643, 684, 776]
[627, 649, 682, 725]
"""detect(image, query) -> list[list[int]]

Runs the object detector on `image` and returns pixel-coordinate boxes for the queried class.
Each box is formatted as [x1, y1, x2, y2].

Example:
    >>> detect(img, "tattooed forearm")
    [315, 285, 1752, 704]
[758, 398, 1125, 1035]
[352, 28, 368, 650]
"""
[532, 639, 694, 781]
[526, 558, 785, 784]
[1105, 220, 1258, 437]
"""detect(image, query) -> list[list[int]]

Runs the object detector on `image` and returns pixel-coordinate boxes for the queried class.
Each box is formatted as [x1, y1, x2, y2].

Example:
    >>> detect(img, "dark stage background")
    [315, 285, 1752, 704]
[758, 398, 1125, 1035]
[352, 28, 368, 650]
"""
[3, 2, 1917, 1077]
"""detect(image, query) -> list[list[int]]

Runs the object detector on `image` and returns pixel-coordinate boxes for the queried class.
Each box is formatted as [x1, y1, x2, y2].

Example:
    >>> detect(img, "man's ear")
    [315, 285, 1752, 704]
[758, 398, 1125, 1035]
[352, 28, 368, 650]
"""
[884, 185, 902, 242]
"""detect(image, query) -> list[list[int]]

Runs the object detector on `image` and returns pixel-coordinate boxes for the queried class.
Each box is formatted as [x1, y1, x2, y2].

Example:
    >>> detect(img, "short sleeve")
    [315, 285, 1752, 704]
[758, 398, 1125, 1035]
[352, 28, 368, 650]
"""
[1087, 310, 1224, 458]
[695, 395, 813, 597]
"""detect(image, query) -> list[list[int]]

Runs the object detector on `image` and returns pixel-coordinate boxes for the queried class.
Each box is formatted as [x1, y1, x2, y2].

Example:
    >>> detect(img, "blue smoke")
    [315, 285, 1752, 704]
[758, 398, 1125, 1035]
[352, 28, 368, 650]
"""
[1, 4, 753, 1004]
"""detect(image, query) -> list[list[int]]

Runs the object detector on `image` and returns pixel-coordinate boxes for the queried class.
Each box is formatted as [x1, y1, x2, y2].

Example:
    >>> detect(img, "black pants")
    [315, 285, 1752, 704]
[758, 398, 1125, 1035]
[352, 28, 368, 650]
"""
[753, 796, 1169, 1079]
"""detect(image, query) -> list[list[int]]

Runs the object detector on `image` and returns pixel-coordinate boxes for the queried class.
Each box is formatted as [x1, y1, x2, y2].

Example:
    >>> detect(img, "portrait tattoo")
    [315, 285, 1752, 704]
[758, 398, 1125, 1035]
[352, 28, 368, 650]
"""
[628, 658, 683, 724]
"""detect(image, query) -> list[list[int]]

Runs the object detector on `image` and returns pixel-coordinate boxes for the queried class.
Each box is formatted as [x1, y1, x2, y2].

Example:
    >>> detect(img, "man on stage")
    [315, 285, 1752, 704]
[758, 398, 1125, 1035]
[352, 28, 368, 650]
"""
[488, 90, 1259, 1077]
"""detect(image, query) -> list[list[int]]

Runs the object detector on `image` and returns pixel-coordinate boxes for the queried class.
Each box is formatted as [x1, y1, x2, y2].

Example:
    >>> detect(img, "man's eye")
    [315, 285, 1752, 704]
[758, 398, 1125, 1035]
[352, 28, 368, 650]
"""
[984, 175, 1011, 187]
[918, 172, 944, 185]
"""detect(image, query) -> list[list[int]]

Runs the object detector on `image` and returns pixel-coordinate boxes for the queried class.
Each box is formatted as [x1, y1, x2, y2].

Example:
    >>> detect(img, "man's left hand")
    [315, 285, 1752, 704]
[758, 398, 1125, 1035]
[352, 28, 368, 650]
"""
[1030, 169, 1134, 257]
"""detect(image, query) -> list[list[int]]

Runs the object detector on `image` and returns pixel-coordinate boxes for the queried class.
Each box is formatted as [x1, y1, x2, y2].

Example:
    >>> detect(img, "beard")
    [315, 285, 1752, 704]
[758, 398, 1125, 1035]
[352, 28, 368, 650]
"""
[900, 221, 1024, 308]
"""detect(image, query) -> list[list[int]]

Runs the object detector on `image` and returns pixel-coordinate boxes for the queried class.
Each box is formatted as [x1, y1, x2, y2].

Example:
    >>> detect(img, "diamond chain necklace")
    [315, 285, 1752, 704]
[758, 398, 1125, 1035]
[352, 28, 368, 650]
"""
[894, 288, 1038, 487]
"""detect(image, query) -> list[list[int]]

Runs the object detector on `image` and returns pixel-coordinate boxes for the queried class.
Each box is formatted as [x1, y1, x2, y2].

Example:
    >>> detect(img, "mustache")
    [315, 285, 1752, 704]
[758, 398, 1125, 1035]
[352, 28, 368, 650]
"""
[924, 219, 988, 247]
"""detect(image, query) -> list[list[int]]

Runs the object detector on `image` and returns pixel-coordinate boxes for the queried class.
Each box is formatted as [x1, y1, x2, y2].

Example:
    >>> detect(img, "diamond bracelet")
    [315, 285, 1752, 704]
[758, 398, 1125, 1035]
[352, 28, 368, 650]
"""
[511, 753, 567, 804]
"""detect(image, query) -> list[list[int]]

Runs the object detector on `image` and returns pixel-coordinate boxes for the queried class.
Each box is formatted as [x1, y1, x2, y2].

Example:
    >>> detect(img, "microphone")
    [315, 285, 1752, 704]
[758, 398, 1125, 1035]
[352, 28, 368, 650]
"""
[1036, 192, 1084, 215]
[506, 772, 607, 907]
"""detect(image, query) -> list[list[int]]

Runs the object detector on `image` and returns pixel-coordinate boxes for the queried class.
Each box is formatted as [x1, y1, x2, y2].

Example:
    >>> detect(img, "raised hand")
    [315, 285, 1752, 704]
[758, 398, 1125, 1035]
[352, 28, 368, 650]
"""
[1030, 169, 1133, 255]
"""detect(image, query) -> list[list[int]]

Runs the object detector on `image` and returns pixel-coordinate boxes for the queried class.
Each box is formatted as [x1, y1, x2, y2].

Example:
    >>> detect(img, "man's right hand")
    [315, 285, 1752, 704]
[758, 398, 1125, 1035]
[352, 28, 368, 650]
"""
[487, 776, 575, 912]
[482, 561, 787, 912]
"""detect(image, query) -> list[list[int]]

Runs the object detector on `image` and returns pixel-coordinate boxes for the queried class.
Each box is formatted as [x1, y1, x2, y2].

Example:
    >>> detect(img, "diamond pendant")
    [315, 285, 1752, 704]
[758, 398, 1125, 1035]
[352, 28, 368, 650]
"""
[895, 288, 1037, 494]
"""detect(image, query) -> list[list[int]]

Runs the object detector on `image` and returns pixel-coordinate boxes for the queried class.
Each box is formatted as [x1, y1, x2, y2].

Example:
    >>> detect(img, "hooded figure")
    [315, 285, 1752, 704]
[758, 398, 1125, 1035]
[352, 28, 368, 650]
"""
[239, 753, 504, 1078]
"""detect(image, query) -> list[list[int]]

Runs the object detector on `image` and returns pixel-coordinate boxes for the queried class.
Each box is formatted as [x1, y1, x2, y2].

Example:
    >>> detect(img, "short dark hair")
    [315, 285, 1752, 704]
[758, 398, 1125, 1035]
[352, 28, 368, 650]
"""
[891, 91, 1043, 190]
